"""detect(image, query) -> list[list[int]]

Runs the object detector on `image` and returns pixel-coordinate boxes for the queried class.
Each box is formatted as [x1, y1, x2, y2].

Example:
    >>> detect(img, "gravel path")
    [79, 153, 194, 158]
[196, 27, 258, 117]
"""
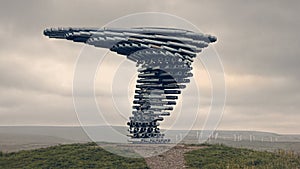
[145, 145, 205, 169]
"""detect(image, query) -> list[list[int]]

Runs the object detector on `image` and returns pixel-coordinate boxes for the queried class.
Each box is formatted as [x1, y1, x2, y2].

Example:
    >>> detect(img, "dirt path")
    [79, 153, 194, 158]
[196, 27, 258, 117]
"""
[145, 145, 205, 169]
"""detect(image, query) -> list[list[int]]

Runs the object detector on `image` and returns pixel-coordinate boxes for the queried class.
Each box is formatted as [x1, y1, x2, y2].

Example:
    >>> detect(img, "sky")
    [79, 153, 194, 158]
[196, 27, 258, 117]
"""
[0, 0, 299, 134]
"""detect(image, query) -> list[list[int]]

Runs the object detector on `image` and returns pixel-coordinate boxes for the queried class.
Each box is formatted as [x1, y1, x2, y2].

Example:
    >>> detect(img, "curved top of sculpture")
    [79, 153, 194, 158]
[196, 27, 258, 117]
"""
[44, 27, 216, 62]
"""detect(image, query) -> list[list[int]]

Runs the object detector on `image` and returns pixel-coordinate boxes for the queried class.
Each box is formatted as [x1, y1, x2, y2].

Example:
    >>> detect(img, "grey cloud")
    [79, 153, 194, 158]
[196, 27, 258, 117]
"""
[0, 0, 299, 134]
[220, 105, 300, 134]
[0, 87, 78, 125]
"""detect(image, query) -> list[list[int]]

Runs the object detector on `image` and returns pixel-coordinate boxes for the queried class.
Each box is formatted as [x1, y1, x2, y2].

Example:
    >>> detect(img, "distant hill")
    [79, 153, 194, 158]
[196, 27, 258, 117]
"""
[0, 126, 91, 142]
[0, 133, 73, 152]
[0, 126, 300, 152]
[0, 126, 91, 152]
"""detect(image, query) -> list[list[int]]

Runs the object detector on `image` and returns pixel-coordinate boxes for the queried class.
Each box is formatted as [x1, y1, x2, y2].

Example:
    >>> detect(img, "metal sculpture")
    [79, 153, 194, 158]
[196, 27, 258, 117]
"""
[44, 27, 216, 143]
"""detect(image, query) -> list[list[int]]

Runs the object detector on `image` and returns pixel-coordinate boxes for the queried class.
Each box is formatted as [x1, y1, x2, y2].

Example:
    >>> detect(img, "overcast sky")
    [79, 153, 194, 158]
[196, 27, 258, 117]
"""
[0, 0, 299, 134]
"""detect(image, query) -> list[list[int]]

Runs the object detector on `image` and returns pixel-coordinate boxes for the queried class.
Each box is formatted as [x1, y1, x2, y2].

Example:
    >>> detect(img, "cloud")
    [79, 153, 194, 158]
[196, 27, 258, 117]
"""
[0, 0, 299, 134]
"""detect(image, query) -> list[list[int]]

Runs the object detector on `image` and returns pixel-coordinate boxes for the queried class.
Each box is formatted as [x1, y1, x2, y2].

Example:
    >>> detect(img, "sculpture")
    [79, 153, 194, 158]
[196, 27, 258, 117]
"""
[44, 27, 216, 143]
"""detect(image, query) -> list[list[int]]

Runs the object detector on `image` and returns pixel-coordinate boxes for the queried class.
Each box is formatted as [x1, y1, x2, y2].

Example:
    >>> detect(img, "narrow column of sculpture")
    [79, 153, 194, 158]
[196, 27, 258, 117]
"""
[43, 27, 217, 144]
[126, 49, 193, 143]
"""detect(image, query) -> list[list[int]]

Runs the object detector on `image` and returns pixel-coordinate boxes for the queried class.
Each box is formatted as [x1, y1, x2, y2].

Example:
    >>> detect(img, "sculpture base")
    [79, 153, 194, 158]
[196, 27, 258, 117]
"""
[128, 138, 171, 144]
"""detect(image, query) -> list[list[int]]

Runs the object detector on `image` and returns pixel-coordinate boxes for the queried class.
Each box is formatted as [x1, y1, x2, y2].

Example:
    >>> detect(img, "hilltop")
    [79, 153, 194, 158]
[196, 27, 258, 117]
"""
[0, 143, 299, 169]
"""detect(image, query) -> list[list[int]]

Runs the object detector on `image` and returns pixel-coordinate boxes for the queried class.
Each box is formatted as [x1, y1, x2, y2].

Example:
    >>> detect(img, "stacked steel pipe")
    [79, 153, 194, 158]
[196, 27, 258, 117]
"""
[44, 27, 216, 143]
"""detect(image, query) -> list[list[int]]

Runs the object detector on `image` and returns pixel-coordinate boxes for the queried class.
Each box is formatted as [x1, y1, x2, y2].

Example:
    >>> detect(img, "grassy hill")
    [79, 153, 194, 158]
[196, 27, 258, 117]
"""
[0, 143, 148, 169]
[0, 143, 299, 169]
[185, 144, 300, 169]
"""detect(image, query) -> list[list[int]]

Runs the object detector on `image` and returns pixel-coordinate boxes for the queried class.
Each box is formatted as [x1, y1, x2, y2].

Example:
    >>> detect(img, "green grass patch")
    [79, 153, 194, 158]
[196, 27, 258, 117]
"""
[0, 143, 148, 169]
[185, 144, 300, 169]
